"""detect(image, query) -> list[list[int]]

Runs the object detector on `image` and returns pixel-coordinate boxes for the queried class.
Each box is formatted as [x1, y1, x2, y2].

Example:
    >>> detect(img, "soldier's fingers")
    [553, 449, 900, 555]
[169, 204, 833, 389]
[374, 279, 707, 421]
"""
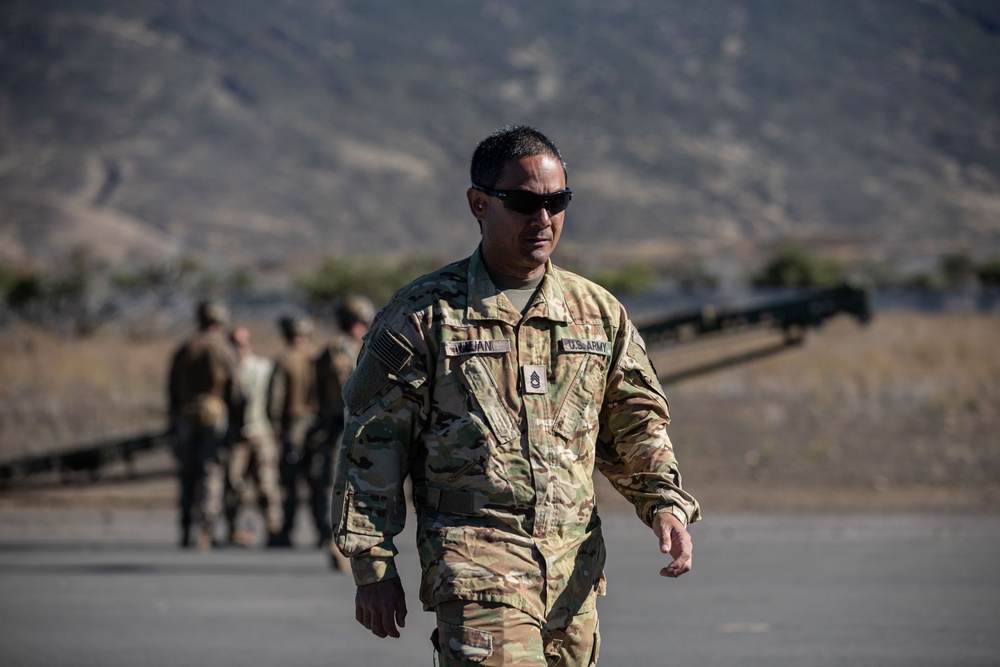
[364, 606, 385, 638]
[378, 607, 399, 638]
[662, 542, 693, 578]
[662, 553, 692, 576]
[397, 598, 408, 628]
[357, 598, 380, 635]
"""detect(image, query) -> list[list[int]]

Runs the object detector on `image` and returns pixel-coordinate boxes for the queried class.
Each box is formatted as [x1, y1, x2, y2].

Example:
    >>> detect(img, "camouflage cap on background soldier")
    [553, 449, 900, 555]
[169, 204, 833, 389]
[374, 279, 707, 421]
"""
[278, 315, 314, 342]
[196, 300, 229, 329]
[335, 295, 376, 333]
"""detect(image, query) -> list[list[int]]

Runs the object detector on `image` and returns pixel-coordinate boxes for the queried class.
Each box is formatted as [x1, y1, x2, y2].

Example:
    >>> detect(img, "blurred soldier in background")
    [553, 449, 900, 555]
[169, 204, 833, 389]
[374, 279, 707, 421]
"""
[315, 296, 376, 453]
[268, 315, 321, 548]
[314, 295, 375, 569]
[225, 326, 285, 547]
[167, 300, 239, 550]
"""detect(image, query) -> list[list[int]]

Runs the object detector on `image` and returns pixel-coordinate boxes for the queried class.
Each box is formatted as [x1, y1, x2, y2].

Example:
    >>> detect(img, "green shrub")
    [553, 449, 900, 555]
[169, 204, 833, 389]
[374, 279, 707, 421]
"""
[904, 254, 1000, 292]
[751, 246, 844, 288]
[589, 263, 657, 296]
[977, 258, 1000, 287]
[940, 253, 977, 288]
[5, 273, 46, 307]
[297, 255, 442, 307]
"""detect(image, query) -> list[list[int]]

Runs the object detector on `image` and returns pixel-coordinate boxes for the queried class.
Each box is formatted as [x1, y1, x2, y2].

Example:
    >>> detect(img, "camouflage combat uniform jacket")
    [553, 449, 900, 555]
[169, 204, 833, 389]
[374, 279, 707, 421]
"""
[168, 329, 238, 429]
[332, 248, 701, 622]
[315, 334, 362, 429]
[268, 345, 317, 431]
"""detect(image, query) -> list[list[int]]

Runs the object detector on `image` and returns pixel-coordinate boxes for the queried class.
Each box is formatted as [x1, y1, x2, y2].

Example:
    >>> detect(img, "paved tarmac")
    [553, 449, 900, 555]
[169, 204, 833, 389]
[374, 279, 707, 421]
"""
[1, 507, 998, 666]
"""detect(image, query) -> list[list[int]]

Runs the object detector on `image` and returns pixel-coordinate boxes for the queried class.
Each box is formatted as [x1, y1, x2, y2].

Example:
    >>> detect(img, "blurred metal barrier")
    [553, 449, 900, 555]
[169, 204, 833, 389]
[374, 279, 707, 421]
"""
[637, 283, 873, 383]
[637, 283, 872, 347]
[0, 430, 172, 486]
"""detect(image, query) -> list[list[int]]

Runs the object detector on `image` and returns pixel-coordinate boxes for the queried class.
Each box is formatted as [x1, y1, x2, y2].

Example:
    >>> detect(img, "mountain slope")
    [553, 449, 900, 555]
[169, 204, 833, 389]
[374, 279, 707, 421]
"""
[1, 0, 998, 278]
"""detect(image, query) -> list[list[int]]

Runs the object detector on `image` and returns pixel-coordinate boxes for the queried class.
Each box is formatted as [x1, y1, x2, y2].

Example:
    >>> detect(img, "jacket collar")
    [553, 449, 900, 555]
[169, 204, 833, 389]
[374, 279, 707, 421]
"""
[466, 246, 573, 325]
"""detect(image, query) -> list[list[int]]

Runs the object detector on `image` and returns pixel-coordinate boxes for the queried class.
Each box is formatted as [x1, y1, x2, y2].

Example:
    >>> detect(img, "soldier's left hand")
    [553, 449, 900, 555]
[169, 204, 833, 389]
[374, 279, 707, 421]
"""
[356, 577, 407, 638]
[653, 512, 693, 578]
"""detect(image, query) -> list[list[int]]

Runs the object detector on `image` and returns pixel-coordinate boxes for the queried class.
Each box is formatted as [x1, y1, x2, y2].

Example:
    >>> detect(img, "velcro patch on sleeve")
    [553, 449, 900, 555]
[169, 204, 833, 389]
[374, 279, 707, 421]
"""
[369, 328, 414, 375]
[630, 325, 648, 353]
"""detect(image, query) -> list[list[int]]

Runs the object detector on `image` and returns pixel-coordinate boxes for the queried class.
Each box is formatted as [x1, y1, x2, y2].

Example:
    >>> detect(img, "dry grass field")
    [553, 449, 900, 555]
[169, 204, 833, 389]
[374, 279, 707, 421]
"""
[0, 319, 298, 460]
[1, 310, 998, 514]
[649, 310, 1000, 513]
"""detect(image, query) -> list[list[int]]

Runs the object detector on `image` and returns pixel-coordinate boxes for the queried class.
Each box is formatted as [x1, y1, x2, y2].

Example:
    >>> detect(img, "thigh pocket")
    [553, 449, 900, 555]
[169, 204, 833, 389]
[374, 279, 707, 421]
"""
[437, 620, 494, 663]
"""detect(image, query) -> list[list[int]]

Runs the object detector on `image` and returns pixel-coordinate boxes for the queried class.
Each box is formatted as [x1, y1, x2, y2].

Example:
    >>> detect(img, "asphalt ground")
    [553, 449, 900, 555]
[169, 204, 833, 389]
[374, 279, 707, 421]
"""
[1, 507, 998, 667]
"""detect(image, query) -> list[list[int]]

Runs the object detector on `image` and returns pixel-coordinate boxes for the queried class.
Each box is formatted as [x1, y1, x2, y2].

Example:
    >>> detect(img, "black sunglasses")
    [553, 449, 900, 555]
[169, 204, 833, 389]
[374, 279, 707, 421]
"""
[472, 183, 573, 215]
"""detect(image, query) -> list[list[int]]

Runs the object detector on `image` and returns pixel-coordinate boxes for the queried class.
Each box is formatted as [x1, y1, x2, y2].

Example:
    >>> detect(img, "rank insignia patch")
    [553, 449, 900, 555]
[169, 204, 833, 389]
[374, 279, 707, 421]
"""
[523, 365, 548, 394]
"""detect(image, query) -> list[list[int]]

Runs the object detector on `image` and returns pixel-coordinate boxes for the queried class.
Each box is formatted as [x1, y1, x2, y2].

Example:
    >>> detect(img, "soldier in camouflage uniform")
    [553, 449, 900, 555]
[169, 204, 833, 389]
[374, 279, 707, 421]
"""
[332, 125, 701, 666]
[269, 315, 322, 547]
[168, 300, 239, 550]
[225, 326, 285, 547]
[315, 297, 376, 455]
[315, 296, 375, 568]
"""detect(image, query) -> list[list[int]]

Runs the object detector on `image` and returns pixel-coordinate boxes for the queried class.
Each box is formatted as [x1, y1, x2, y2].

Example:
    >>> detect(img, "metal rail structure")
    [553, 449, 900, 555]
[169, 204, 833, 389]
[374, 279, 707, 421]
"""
[0, 430, 172, 486]
[637, 283, 873, 384]
[637, 283, 872, 347]
[1, 284, 872, 486]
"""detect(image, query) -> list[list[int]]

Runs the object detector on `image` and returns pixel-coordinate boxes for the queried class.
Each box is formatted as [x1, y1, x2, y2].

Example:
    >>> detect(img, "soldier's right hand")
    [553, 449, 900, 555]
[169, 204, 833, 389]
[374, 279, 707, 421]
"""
[356, 577, 407, 639]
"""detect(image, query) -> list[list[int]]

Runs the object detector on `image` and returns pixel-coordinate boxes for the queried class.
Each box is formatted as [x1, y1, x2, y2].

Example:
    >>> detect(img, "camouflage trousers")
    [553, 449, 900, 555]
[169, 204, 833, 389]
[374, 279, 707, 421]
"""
[175, 417, 228, 545]
[279, 416, 333, 543]
[432, 593, 600, 666]
[226, 433, 284, 537]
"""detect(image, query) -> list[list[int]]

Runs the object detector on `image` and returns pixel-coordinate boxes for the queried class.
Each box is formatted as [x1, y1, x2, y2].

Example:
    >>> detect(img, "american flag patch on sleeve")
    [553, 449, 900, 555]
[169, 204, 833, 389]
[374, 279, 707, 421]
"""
[369, 328, 414, 375]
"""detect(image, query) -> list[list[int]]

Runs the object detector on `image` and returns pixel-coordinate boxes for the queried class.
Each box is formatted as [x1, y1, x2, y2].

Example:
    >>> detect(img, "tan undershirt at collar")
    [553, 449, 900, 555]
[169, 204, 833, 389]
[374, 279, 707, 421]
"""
[485, 266, 544, 315]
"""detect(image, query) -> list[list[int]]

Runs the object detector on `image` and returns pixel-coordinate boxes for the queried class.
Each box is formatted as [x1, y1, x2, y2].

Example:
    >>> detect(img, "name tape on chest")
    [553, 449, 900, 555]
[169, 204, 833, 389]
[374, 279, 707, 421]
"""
[443, 339, 512, 357]
[559, 338, 613, 356]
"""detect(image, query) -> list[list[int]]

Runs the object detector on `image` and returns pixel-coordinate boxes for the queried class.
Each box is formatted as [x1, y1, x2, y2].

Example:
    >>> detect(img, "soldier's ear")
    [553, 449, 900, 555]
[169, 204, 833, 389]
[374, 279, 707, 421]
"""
[467, 188, 487, 221]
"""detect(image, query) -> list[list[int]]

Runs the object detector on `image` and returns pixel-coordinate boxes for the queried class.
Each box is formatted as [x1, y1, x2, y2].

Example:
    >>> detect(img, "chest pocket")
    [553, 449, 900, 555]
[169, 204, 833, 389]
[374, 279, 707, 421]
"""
[553, 353, 607, 440]
[456, 355, 519, 445]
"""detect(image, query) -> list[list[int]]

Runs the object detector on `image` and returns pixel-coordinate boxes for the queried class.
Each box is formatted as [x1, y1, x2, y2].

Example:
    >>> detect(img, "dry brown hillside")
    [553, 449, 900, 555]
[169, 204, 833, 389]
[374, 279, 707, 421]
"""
[3, 1, 999, 279]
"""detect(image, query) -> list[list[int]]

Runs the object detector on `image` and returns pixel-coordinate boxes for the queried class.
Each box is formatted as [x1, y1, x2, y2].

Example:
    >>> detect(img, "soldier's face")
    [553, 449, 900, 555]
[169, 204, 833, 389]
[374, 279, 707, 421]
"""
[470, 154, 566, 280]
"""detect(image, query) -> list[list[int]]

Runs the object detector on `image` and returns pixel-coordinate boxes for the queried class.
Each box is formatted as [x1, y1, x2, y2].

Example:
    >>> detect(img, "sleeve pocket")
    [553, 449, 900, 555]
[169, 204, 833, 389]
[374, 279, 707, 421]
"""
[342, 488, 403, 537]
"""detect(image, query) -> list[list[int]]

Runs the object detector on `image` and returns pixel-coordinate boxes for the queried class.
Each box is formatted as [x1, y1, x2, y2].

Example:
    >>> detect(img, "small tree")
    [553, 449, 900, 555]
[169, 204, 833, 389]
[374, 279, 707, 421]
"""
[590, 263, 657, 296]
[940, 253, 977, 289]
[977, 258, 1000, 288]
[297, 254, 441, 310]
[751, 247, 844, 289]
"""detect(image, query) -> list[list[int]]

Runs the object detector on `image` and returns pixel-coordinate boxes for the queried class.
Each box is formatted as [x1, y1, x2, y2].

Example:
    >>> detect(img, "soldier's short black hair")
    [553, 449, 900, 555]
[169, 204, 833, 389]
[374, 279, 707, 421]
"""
[470, 125, 567, 189]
